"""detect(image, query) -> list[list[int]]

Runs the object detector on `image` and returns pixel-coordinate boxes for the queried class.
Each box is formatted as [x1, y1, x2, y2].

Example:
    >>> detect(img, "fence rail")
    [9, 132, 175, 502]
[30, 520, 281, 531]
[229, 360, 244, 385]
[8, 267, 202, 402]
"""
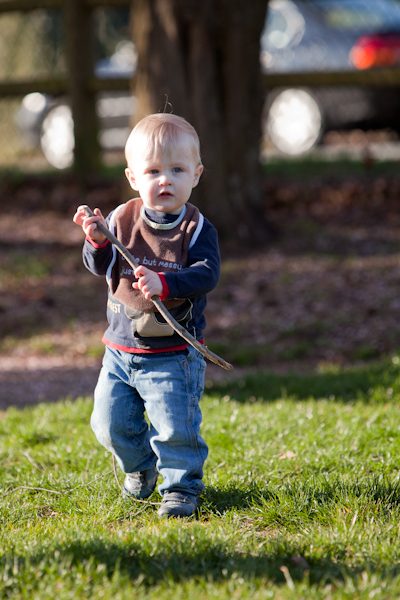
[3, 71, 400, 102]
[0, 0, 133, 171]
[3, 68, 400, 102]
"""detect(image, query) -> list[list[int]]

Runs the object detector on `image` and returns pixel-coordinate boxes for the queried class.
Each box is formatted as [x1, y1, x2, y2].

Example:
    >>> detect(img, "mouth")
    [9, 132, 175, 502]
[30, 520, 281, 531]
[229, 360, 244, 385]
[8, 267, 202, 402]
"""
[159, 192, 173, 197]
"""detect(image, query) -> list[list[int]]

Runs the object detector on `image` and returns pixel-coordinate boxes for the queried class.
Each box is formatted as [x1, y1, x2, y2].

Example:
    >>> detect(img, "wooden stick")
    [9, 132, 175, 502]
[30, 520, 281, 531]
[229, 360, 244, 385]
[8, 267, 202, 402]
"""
[82, 205, 233, 370]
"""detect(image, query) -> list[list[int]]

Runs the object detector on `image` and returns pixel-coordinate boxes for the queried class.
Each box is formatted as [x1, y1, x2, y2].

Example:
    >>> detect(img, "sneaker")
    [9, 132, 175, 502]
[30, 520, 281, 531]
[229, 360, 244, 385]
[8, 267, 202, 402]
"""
[157, 491, 200, 518]
[123, 466, 158, 499]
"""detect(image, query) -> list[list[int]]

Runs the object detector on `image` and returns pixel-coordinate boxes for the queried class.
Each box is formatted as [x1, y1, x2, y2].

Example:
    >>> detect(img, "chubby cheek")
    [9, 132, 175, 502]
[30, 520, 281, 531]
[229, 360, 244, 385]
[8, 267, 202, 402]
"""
[142, 183, 156, 199]
[180, 182, 194, 197]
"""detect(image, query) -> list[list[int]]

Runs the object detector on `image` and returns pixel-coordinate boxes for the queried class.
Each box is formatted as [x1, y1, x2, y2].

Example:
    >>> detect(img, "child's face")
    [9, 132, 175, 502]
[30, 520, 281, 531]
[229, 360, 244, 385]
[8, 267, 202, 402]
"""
[125, 143, 203, 214]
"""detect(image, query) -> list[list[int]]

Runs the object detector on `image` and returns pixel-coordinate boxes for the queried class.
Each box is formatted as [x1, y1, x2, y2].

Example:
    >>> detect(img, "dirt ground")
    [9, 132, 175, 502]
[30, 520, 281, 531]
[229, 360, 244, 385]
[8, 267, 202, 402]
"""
[2, 168, 400, 409]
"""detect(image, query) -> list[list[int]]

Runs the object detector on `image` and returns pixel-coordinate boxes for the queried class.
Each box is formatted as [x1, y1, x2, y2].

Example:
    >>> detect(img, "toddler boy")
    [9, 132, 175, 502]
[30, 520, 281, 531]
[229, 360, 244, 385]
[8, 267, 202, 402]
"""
[73, 113, 220, 518]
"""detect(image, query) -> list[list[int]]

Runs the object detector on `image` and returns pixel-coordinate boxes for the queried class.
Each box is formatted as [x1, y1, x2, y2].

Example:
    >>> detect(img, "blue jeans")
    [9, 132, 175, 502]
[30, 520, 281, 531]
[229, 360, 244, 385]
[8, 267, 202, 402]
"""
[91, 345, 208, 496]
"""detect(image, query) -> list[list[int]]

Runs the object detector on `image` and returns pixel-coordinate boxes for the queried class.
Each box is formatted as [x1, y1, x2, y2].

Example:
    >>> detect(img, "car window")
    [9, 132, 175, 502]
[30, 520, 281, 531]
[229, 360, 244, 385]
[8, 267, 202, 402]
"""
[312, 0, 400, 32]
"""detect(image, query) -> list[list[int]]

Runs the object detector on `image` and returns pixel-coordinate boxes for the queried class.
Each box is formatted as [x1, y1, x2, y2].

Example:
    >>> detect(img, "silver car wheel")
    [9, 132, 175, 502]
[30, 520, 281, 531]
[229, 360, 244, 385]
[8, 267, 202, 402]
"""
[40, 105, 75, 169]
[266, 88, 322, 155]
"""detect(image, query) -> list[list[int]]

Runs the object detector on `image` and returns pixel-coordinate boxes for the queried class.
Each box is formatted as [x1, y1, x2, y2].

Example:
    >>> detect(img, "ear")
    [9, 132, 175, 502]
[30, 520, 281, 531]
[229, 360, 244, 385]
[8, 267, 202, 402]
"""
[192, 165, 204, 188]
[125, 167, 139, 191]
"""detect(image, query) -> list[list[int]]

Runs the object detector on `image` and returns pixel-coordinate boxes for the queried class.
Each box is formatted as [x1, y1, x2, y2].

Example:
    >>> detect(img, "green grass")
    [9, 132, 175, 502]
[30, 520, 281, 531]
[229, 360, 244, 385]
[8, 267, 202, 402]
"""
[2, 154, 400, 185]
[262, 156, 400, 180]
[0, 251, 51, 283]
[3, 360, 400, 598]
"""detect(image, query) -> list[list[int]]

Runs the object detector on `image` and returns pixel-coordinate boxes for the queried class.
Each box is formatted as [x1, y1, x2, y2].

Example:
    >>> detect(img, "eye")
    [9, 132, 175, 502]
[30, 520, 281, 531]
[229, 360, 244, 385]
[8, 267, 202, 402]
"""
[172, 167, 183, 173]
[148, 169, 159, 174]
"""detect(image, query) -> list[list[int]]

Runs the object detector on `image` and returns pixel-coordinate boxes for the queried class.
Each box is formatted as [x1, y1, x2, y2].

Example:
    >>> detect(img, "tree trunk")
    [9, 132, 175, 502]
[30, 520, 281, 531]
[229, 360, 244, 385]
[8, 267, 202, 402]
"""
[130, 0, 269, 240]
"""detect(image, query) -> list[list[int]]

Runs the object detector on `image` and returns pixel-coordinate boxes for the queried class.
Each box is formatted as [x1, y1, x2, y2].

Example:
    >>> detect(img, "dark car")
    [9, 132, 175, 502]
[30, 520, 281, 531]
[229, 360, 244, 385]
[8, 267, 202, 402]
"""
[263, 0, 400, 154]
[15, 0, 400, 166]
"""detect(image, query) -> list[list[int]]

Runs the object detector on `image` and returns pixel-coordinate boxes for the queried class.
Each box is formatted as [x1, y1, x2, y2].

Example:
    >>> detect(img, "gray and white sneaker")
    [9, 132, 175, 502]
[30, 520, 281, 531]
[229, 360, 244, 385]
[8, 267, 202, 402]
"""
[157, 491, 200, 518]
[123, 466, 158, 499]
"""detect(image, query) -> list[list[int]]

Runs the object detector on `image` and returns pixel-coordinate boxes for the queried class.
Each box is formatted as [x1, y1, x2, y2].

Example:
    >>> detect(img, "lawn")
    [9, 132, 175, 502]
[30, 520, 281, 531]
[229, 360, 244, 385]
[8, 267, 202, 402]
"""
[2, 359, 400, 599]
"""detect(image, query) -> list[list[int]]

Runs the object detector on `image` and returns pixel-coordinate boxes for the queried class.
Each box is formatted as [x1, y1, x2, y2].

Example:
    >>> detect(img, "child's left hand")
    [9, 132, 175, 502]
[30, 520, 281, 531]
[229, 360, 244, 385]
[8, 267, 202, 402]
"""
[133, 266, 163, 299]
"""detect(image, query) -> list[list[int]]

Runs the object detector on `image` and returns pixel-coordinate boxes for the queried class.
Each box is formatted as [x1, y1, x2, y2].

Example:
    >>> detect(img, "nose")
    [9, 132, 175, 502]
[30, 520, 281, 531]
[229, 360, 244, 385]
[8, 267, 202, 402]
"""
[159, 173, 171, 185]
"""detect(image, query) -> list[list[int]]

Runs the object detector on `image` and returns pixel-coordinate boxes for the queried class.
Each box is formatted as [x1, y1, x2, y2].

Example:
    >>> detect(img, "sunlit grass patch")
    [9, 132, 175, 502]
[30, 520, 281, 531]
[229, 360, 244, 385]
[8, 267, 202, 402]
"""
[2, 361, 400, 597]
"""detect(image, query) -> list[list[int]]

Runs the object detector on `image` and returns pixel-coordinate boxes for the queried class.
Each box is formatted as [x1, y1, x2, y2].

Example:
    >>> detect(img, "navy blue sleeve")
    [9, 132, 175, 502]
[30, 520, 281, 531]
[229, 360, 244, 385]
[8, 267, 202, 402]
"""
[162, 219, 220, 299]
[82, 212, 114, 276]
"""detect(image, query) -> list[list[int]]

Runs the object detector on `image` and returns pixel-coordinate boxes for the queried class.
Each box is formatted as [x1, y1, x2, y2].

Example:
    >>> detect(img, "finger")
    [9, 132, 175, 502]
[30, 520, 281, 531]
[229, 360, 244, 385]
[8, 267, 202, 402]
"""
[93, 208, 105, 221]
[139, 279, 152, 294]
[74, 205, 87, 216]
[132, 281, 147, 294]
[73, 207, 87, 225]
[73, 212, 83, 225]
[135, 276, 148, 293]
[141, 286, 154, 300]
[83, 216, 102, 232]
[134, 265, 149, 278]
[86, 222, 100, 236]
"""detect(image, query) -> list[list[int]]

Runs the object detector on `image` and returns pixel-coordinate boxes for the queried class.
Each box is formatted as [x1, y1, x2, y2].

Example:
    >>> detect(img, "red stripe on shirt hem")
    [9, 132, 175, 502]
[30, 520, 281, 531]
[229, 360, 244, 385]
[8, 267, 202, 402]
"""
[103, 336, 194, 354]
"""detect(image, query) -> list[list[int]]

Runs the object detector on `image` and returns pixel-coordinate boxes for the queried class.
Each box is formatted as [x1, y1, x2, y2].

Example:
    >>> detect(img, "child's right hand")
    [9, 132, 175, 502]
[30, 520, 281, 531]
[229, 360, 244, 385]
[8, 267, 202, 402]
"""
[73, 206, 107, 244]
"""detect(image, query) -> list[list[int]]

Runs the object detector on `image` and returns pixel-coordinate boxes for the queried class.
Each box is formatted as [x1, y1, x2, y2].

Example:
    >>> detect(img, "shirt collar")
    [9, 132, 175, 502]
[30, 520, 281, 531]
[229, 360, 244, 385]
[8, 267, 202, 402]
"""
[141, 204, 187, 230]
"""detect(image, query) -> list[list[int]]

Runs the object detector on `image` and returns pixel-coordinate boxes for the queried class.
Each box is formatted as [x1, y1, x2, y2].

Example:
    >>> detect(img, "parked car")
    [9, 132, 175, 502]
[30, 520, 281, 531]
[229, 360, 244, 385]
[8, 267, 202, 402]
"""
[15, 0, 400, 166]
[263, 0, 400, 154]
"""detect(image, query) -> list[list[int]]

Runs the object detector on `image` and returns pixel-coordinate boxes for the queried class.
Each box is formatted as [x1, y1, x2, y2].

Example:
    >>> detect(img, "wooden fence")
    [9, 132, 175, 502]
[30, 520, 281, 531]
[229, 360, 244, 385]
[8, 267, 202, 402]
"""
[0, 0, 132, 173]
[2, 0, 400, 172]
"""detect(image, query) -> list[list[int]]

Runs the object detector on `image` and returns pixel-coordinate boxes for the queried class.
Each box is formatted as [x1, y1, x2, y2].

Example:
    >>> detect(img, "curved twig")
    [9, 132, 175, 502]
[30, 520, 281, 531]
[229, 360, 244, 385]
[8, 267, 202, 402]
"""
[82, 205, 233, 370]
[1, 486, 63, 498]
[1, 470, 115, 499]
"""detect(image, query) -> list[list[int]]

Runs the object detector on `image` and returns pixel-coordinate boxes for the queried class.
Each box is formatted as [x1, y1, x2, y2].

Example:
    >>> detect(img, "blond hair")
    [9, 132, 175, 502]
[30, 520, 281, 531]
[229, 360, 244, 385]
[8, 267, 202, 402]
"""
[125, 113, 202, 168]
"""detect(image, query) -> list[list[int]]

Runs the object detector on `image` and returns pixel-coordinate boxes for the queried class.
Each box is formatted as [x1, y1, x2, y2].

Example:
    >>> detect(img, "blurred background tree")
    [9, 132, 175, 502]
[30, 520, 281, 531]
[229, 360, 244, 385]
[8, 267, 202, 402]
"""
[131, 0, 269, 240]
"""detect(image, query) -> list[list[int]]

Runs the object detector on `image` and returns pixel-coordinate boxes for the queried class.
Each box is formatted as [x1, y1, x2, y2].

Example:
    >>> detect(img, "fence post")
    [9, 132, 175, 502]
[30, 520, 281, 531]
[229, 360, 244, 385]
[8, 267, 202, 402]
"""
[64, 0, 100, 174]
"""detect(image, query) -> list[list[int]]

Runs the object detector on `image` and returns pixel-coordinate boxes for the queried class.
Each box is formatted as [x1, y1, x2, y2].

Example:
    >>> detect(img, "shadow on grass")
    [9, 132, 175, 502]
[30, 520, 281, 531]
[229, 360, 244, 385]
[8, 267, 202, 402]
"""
[2, 536, 400, 591]
[203, 483, 278, 513]
[209, 360, 400, 403]
[303, 476, 400, 509]
[201, 477, 400, 524]
[3, 481, 400, 592]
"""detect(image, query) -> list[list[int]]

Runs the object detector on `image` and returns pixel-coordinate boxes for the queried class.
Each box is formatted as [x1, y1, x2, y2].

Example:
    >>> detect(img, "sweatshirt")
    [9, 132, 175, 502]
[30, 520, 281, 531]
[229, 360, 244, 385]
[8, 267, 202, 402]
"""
[82, 198, 220, 352]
